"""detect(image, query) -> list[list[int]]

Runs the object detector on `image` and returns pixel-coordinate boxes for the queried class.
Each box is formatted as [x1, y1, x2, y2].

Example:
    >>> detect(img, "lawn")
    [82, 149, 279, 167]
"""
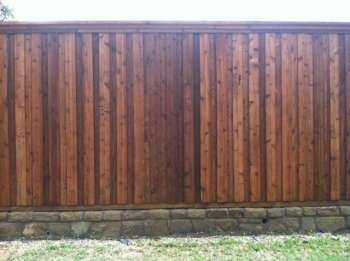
[1, 233, 350, 261]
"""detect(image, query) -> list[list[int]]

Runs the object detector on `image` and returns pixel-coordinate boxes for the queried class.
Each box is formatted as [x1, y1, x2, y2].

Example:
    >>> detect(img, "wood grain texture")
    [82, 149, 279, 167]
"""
[7, 34, 16, 206]
[30, 34, 44, 206]
[64, 33, 78, 205]
[329, 34, 343, 200]
[248, 33, 263, 202]
[165, 34, 184, 203]
[58, 34, 67, 205]
[183, 33, 196, 203]
[265, 33, 282, 202]
[232, 34, 249, 202]
[313, 34, 330, 201]
[115, 33, 128, 204]
[57, 33, 78, 206]
[216, 34, 233, 202]
[81, 33, 95, 205]
[297, 34, 314, 201]
[281, 34, 299, 201]
[144, 33, 160, 203]
[14, 34, 27, 206]
[345, 34, 350, 200]
[132, 33, 146, 204]
[0, 26, 349, 208]
[98, 33, 111, 205]
[0, 34, 10, 206]
[47, 33, 60, 206]
[24, 34, 33, 206]
[200, 34, 217, 203]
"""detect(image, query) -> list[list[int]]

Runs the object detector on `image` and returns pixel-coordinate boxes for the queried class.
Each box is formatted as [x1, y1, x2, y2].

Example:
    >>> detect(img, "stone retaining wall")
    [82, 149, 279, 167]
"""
[1, 206, 350, 239]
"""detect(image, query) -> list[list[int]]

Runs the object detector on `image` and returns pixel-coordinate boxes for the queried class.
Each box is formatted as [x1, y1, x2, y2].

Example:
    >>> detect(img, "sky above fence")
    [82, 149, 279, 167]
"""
[7, 0, 350, 22]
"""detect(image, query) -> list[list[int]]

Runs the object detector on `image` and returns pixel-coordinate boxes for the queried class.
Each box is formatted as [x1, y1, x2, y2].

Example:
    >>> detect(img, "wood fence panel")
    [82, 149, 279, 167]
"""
[0, 22, 350, 208]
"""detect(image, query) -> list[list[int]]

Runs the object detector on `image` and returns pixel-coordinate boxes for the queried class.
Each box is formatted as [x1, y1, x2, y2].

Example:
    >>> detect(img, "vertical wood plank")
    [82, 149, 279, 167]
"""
[126, 34, 135, 204]
[281, 34, 298, 201]
[345, 34, 350, 200]
[259, 34, 267, 202]
[81, 33, 95, 205]
[164, 33, 184, 203]
[64, 33, 78, 205]
[232, 34, 250, 202]
[158, 34, 167, 202]
[216, 33, 227, 202]
[109, 34, 117, 204]
[226, 34, 235, 203]
[339, 36, 346, 200]
[338, 34, 346, 199]
[200, 33, 217, 202]
[57, 34, 67, 205]
[144, 33, 151, 204]
[297, 34, 314, 201]
[165, 33, 179, 203]
[200, 33, 211, 202]
[132, 33, 146, 204]
[14, 34, 27, 206]
[154, 34, 163, 203]
[208, 34, 217, 203]
[0, 34, 10, 206]
[115, 33, 128, 204]
[157, 34, 167, 203]
[248, 33, 262, 202]
[92, 33, 100, 204]
[7, 35, 16, 206]
[265, 33, 283, 201]
[183, 33, 196, 203]
[193, 34, 201, 203]
[31, 34, 44, 206]
[144, 34, 159, 203]
[24, 34, 33, 206]
[41, 33, 49, 206]
[175, 33, 185, 203]
[75, 33, 84, 205]
[313, 34, 330, 201]
[47, 33, 60, 205]
[329, 34, 342, 200]
[216, 33, 233, 202]
[99, 33, 111, 204]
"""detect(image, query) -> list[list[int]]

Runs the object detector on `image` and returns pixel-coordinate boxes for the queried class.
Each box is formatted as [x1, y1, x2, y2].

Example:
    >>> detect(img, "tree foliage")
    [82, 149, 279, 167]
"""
[0, 1, 13, 21]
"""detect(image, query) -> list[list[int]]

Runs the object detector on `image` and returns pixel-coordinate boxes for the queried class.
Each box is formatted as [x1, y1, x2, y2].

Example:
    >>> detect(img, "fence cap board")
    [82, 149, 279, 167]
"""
[1, 21, 350, 33]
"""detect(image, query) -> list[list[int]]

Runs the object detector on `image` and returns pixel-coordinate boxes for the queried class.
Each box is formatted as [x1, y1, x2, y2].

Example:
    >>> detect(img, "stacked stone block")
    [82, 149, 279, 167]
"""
[0, 206, 349, 239]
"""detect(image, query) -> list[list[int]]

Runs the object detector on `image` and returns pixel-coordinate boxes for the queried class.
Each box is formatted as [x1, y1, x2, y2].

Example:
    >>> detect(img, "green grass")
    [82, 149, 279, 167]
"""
[1, 233, 350, 261]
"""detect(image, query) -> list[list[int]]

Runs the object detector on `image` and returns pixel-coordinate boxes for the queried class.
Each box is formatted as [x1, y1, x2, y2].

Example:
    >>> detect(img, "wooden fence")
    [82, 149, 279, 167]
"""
[1, 22, 350, 208]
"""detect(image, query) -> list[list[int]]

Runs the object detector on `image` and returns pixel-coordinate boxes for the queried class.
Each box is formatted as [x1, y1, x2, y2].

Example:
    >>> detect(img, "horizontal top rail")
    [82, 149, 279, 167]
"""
[1, 21, 350, 33]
